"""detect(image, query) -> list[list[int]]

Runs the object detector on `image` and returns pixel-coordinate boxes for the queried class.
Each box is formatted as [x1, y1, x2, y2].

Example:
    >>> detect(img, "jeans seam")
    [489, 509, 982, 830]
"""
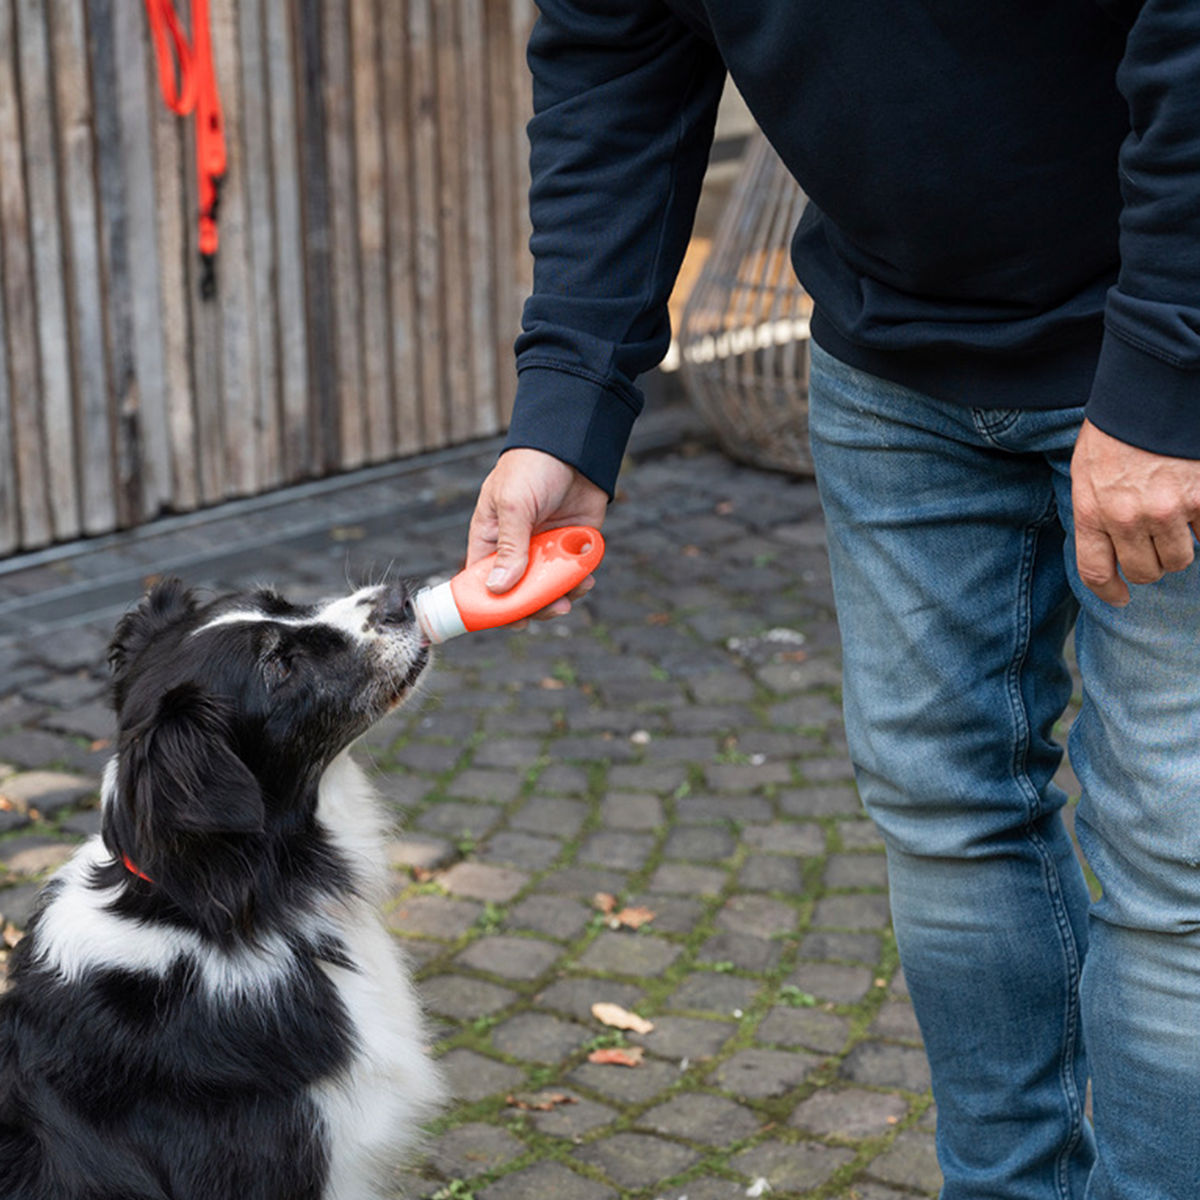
[972, 407, 1021, 442]
[1009, 500, 1087, 1200]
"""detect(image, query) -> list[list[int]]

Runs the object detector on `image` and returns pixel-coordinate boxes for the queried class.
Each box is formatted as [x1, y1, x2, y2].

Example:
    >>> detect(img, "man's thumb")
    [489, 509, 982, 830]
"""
[487, 526, 531, 594]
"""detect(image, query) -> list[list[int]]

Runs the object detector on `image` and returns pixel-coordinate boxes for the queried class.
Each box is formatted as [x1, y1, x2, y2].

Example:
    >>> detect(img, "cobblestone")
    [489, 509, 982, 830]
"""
[713, 1047, 822, 1098]
[0, 770, 96, 815]
[490, 1012, 590, 1062]
[789, 1087, 909, 1139]
[506, 894, 592, 940]
[479, 1161, 615, 1200]
[455, 936, 562, 982]
[634, 1015, 736, 1063]
[576, 932, 683, 979]
[577, 1132, 702, 1189]
[841, 1042, 934, 1093]
[438, 862, 528, 903]
[641, 1092, 760, 1146]
[0, 402, 946, 1197]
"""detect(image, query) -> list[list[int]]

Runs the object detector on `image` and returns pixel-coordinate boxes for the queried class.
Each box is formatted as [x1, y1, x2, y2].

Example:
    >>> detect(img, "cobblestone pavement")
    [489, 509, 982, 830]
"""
[0, 395, 964, 1199]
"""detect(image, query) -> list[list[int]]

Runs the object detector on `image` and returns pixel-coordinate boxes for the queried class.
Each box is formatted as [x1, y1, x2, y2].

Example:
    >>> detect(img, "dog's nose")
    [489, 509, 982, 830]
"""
[376, 582, 414, 626]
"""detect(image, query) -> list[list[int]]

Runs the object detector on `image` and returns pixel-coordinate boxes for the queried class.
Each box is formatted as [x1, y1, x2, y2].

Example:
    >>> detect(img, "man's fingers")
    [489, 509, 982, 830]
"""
[1152, 527, 1197, 576]
[1075, 523, 1130, 606]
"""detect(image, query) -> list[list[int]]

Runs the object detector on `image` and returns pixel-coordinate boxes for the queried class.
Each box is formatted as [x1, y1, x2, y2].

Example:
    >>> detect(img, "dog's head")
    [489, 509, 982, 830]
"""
[102, 578, 428, 919]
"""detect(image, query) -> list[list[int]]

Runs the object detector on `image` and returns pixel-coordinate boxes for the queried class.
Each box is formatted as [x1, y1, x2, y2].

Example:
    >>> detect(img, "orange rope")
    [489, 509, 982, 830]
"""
[144, 0, 227, 297]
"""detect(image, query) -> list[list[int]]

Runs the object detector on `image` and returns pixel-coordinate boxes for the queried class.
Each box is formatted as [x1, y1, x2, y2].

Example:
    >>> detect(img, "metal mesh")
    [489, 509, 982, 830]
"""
[679, 132, 814, 476]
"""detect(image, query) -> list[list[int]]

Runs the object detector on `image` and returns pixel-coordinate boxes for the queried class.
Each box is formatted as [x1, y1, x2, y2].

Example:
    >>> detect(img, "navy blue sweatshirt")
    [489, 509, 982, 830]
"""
[503, 0, 1200, 496]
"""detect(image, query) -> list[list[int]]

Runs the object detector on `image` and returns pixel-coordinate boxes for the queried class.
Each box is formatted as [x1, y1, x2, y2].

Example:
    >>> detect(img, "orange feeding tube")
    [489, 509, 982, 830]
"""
[414, 527, 606, 644]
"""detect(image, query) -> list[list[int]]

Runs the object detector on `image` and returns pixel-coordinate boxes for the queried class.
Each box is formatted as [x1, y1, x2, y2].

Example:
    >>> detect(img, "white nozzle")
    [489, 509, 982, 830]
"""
[413, 580, 467, 644]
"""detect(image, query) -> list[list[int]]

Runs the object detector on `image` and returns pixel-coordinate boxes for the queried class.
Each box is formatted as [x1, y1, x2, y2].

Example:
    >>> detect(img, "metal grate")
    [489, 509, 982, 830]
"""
[679, 131, 814, 476]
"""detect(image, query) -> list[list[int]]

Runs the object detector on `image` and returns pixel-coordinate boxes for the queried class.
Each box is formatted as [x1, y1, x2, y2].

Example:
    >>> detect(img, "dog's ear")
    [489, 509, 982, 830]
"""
[123, 683, 266, 840]
[109, 579, 198, 699]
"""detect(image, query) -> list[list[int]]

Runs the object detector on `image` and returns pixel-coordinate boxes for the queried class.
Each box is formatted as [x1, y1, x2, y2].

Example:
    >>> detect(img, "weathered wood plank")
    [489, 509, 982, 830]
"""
[115, 0, 172, 521]
[408, 0, 445, 449]
[0, 1, 51, 548]
[210, 0, 259, 497]
[295, 0, 337, 474]
[484, 0, 516, 432]
[460, 0, 498, 438]
[83, 0, 133, 527]
[186, 92, 226, 508]
[16, 0, 80, 540]
[149, 2, 199, 512]
[381, 1, 421, 456]
[434, 0, 472, 445]
[266, 0, 311, 479]
[0, 267, 15, 555]
[91, 0, 170, 526]
[351, 0, 394, 462]
[52, 0, 117, 536]
[498, 0, 536, 426]
[237, 0, 283, 492]
[323, 0, 366, 470]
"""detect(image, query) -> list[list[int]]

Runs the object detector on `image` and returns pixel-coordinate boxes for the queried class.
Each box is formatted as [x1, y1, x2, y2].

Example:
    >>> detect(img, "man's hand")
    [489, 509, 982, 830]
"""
[467, 448, 609, 619]
[1071, 418, 1200, 606]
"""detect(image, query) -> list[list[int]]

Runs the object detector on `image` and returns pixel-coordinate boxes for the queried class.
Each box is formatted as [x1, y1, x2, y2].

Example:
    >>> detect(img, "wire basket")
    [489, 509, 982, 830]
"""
[679, 131, 814, 476]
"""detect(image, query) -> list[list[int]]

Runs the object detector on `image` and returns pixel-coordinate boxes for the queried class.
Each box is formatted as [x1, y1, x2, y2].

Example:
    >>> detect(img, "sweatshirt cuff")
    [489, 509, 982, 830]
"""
[502, 364, 642, 497]
[1087, 330, 1200, 459]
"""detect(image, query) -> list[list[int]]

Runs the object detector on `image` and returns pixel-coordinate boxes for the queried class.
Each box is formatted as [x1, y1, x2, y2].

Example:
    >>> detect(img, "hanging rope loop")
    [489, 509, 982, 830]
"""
[143, 0, 227, 299]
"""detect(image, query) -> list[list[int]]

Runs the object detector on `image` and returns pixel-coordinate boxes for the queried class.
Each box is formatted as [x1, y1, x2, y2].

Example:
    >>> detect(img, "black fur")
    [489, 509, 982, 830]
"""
[0, 579, 438, 1200]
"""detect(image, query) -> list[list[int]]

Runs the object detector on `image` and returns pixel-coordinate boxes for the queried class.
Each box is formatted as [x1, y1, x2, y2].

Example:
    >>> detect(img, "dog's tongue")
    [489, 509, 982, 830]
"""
[413, 526, 605, 644]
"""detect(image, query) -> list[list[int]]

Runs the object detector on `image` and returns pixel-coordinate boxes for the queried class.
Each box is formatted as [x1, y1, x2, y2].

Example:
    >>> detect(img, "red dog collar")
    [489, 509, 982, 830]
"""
[122, 854, 155, 884]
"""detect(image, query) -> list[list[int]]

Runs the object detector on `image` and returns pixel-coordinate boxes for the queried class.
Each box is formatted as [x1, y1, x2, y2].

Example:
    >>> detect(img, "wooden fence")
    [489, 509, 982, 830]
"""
[0, 0, 535, 554]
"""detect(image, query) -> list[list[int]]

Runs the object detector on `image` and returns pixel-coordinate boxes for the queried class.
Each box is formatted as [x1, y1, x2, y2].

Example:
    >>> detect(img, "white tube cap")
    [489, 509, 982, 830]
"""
[413, 580, 467, 644]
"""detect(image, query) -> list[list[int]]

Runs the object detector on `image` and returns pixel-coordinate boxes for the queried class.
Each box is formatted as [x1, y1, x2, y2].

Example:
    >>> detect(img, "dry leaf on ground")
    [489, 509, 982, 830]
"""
[612, 905, 655, 930]
[586, 1046, 645, 1067]
[591, 1002, 654, 1034]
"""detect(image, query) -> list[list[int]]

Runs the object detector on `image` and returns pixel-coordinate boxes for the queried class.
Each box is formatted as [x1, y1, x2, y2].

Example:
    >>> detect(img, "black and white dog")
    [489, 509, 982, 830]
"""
[0, 578, 444, 1200]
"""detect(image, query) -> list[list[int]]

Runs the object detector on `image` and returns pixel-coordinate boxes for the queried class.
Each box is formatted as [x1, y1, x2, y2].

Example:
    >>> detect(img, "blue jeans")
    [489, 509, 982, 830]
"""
[807, 343, 1200, 1200]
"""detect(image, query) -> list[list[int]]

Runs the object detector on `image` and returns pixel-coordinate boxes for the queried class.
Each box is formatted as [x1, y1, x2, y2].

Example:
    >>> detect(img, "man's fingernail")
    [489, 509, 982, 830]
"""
[487, 568, 505, 590]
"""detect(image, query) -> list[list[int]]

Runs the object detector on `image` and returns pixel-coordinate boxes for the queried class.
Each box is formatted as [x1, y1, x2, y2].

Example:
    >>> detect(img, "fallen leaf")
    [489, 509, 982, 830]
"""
[592, 1002, 654, 1034]
[586, 1046, 644, 1067]
[592, 892, 618, 915]
[539, 677, 565, 690]
[0, 797, 13, 811]
[506, 1092, 579, 1112]
[613, 906, 655, 930]
[89, 738, 112, 752]
[645, 612, 672, 626]
[3, 924, 23, 948]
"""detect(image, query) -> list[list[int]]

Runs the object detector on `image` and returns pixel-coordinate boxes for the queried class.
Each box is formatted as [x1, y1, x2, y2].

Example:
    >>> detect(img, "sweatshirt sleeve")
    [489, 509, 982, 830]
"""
[502, 1, 726, 495]
[1087, 0, 1200, 458]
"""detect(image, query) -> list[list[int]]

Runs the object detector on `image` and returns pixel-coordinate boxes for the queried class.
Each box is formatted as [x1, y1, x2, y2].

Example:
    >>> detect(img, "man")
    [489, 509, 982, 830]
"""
[465, 4, 1200, 1196]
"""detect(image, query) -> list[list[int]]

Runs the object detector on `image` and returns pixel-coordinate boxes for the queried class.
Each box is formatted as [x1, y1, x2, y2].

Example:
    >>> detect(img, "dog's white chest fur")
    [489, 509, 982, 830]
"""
[310, 754, 443, 1199]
